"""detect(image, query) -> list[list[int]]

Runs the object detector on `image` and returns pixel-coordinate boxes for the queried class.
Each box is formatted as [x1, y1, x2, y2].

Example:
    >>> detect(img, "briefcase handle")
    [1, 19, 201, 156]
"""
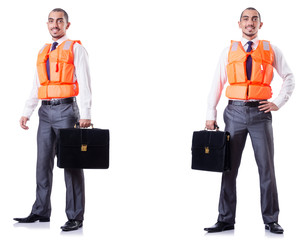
[204, 124, 220, 131]
[74, 122, 94, 129]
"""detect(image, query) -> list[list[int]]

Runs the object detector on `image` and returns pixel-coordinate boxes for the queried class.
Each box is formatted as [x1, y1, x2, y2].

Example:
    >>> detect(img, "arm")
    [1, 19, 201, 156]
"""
[205, 47, 229, 129]
[20, 70, 40, 130]
[259, 45, 295, 112]
[73, 43, 92, 128]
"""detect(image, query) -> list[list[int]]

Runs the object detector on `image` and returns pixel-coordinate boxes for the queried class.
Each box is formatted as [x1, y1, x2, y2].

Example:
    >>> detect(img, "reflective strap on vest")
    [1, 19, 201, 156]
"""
[231, 42, 239, 51]
[263, 41, 270, 51]
[63, 40, 73, 50]
[39, 44, 48, 54]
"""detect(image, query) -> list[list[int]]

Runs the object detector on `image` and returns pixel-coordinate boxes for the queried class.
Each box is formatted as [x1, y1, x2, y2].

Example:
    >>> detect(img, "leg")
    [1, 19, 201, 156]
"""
[52, 102, 85, 221]
[64, 168, 85, 220]
[217, 105, 248, 224]
[31, 105, 56, 218]
[248, 110, 279, 224]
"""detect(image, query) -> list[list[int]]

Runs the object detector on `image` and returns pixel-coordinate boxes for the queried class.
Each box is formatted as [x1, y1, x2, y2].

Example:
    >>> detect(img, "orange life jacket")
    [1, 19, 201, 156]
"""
[36, 40, 81, 99]
[226, 40, 274, 100]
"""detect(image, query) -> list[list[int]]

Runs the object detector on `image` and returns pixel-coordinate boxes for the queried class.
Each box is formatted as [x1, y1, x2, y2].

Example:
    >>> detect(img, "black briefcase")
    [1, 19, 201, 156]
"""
[57, 124, 109, 169]
[191, 129, 230, 172]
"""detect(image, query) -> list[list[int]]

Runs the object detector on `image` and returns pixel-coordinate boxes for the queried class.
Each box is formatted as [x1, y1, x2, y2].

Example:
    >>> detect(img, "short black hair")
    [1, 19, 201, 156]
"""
[240, 7, 261, 22]
[50, 8, 69, 22]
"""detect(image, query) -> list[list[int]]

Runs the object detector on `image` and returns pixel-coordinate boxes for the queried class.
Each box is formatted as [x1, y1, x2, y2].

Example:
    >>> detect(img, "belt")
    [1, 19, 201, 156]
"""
[42, 97, 75, 106]
[228, 100, 264, 107]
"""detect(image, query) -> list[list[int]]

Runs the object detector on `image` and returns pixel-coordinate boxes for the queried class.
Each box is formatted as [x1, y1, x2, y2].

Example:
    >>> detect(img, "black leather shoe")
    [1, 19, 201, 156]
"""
[204, 221, 234, 233]
[61, 220, 83, 231]
[265, 222, 284, 234]
[13, 213, 50, 223]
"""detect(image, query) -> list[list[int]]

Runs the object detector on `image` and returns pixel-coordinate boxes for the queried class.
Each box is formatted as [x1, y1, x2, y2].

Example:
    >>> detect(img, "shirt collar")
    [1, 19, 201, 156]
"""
[51, 35, 68, 46]
[241, 37, 259, 49]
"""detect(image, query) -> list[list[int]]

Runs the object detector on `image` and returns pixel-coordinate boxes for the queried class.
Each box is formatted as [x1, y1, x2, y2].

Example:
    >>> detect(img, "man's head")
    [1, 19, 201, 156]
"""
[238, 7, 263, 40]
[47, 8, 70, 41]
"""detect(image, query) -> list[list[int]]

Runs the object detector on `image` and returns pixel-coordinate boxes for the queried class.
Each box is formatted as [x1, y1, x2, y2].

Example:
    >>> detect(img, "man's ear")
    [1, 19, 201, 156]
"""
[259, 22, 263, 29]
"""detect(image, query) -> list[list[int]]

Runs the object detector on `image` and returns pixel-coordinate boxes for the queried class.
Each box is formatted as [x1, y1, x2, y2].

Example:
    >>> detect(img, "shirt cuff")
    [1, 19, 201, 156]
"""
[272, 94, 291, 109]
[22, 107, 35, 120]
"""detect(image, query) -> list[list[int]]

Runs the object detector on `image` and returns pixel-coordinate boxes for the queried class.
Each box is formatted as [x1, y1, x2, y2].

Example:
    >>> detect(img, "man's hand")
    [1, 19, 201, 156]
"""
[20, 116, 29, 130]
[258, 101, 279, 113]
[205, 120, 217, 130]
[79, 119, 91, 128]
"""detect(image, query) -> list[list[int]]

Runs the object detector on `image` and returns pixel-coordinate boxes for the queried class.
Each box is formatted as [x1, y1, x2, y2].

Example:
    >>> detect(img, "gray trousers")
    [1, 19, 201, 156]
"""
[217, 104, 279, 224]
[31, 100, 85, 221]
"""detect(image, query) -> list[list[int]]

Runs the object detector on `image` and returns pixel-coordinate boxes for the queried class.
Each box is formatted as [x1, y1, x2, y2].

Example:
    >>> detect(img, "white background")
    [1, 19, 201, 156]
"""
[0, 0, 302, 239]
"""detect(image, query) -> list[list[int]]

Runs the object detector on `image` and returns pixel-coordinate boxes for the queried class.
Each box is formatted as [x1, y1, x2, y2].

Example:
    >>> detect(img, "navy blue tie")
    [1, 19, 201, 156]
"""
[46, 42, 58, 80]
[246, 41, 253, 80]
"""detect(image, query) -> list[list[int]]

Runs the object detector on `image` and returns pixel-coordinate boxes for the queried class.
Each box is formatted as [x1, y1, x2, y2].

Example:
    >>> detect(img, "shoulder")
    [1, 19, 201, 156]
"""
[72, 40, 84, 49]
[266, 41, 284, 60]
[223, 40, 236, 55]
[38, 43, 51, 52]
[222, 46, 230, 54]
[220, 46, 229, 60]
[73, 41, 89, 55]
[264, 41, 281, 54]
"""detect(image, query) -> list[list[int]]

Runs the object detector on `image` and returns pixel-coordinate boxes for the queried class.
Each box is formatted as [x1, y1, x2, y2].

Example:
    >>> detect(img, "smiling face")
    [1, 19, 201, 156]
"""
[47, 11, 70, 41]
[238, 9, 263, 40]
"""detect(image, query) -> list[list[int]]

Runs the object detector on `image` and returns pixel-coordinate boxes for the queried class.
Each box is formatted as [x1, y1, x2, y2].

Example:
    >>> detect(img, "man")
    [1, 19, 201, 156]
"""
[204, 8, 294, 234]
[14, 8, 92, 232]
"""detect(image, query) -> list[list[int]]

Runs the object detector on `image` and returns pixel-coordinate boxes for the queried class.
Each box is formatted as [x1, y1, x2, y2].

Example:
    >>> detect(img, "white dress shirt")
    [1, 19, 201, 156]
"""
[206, 37, 295, 120]
[22, 35, 92, 120]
